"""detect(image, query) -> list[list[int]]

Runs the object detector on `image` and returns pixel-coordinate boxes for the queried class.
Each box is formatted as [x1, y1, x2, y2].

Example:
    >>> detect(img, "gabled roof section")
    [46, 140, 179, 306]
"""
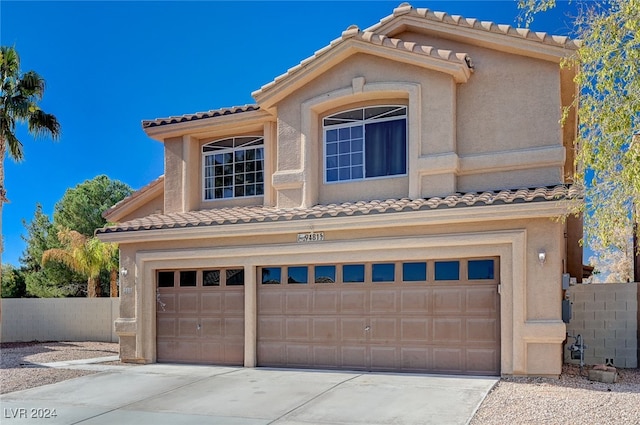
[97, 185, 581, 235]
[102, 175, 164, 223]
[368, 3, 580, 60]
[252, 25, 473, 110]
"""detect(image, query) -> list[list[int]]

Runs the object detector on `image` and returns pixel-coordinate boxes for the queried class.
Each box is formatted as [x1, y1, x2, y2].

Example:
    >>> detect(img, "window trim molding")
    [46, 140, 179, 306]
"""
[293, 79, 422, 207]
[201, 135, 265, 202]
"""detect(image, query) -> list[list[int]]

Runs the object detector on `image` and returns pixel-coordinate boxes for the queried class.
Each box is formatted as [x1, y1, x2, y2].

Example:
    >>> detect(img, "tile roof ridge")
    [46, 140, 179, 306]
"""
[142, 104, 261, 129]
[365, 2, 581, 50]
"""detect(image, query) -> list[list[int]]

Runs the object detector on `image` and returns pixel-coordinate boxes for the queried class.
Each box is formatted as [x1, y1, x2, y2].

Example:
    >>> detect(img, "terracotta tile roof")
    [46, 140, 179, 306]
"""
[142, 105, 260, 129]
[97, 185, 581, 234]
[368, 3, 581, 49]
[102, 175, 164, 220]
[254, 26, 471, 97]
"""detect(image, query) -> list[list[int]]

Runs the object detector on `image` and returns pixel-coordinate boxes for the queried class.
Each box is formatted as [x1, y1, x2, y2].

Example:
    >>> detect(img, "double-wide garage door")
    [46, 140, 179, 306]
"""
[258, 258, 500, 375]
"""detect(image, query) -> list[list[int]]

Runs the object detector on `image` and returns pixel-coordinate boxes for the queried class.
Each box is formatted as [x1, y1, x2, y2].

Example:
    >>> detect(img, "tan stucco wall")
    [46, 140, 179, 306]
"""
[111, 206, 570, 376]
[116, 192, 164, 223]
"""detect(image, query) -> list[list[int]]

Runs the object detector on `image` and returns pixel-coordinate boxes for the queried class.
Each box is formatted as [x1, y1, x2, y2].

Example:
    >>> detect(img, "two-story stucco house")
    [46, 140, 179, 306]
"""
[97, 3, 584, 377]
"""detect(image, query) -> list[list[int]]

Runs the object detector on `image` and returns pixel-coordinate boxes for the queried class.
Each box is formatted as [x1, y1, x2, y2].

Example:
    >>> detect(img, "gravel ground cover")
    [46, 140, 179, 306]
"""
[471, 365, 640, 425]
[1, 342, 639, 424]
[0, 341, 119, 394]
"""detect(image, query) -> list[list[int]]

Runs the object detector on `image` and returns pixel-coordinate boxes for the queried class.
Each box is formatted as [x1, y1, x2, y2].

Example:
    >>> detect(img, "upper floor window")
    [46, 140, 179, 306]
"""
[323, 105, 407, 183]
[202, 136, 264, 200]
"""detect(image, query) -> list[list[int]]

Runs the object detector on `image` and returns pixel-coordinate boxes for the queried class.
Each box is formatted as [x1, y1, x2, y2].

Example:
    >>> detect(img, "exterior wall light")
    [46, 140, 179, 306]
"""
[538, 250, 546, 265]
[120, 267, 128, 277]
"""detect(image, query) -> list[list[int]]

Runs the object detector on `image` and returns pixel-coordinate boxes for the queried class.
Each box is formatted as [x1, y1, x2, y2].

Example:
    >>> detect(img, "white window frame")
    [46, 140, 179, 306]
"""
[322, 105, 408, 184]
[202, 136, 265, 201]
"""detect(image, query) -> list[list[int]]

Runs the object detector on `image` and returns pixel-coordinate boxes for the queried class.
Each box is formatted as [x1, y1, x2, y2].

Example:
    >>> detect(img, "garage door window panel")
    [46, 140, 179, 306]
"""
[314, 265, 336, 283]
[179, 270, 197, 287]
[203, 270, 221, 286]
[372, 263, 395, 283]
[468, 259, 495, 280]
[403, 262, 427, 282]
[158, 271, 175, 288]
[226, 269, 245, 286]
[343, 264, 365, 283]
[435, 261, 460, 281]
[262, 267, 282, 284]
[288, 266, 309, 284]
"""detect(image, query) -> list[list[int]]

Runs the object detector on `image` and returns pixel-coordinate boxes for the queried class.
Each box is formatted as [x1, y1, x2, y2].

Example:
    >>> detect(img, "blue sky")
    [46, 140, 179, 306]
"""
[1, 1, 580, 266]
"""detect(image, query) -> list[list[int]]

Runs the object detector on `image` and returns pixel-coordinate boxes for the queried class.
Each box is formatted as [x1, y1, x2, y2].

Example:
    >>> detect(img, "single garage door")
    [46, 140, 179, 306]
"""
[257, 258, 500, 375]
[156, 268, 244, 364]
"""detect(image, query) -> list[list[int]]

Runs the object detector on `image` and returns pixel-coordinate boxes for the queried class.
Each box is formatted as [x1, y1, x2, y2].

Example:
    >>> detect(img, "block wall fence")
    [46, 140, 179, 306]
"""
[565, 283, 638, 368]
[1, 298, 119, 343]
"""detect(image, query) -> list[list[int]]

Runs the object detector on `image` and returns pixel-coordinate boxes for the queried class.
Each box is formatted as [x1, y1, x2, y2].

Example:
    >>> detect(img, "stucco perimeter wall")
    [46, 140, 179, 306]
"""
[565, 283, 638, 368]
[0, 298, 119, 343]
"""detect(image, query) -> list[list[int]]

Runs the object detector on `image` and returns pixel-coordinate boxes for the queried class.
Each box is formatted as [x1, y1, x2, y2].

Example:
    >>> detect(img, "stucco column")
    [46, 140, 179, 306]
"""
[244, 264, 257, 367]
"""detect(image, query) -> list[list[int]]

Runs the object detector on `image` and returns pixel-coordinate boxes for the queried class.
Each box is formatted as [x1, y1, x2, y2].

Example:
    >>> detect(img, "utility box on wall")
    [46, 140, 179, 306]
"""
[562, 299, 572, 324]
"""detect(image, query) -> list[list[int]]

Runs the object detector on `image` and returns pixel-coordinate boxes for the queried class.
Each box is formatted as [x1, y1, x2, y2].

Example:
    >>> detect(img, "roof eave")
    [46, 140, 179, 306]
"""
[96, 200, 572, 244]
[142, 109, 275, 142]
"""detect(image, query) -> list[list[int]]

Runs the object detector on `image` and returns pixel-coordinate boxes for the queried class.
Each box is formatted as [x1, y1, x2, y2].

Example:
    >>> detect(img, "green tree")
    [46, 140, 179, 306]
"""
[519, 0, 640, 266]
[0, 46, 61, 202]
[54, 174, 132, 237]
[21, 204, 84, 297]
[1, 264, 26, 298]
[42, 229, 118, 298]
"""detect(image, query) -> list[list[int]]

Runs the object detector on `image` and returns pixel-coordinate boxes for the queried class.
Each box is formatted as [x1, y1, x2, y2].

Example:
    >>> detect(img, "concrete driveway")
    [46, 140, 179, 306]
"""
[1, 364, 498, 425]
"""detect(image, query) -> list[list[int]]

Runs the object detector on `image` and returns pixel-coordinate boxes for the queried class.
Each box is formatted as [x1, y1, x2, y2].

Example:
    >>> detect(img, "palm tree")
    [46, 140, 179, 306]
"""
[1, 45, 61, 203]
[42, 229, 118, 298]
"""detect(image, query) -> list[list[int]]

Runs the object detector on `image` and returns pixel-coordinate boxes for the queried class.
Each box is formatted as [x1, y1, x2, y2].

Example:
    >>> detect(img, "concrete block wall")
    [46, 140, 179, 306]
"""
[1, 298, 119, 343]
[565, 283, 638, 368]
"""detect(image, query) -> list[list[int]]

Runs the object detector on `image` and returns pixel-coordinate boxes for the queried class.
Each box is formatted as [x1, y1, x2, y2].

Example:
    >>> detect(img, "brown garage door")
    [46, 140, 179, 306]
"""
[257, 258, 500, 375]
[156, 268, 244, 365]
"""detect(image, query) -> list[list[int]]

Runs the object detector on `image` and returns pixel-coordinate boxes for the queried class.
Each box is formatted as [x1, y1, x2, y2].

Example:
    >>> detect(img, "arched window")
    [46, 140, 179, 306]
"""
[202, 136, 264, 200]
[323, 105, 407, 183]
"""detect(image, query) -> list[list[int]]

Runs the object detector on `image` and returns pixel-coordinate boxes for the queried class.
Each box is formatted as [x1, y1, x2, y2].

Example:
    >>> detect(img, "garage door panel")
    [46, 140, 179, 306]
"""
[287, 344, 312, 366]
[467, 318, 499, 343]
[178, 318, 199, 338]
[201, 318, 222, 338]
[157, 318, 177, 338]
[224, 317, 244, 338]
[313, 346, 338, 367]
[370, 318, 397, 342]
[341, 318, 366, 340]
[313, 291, 339, 313]
[201, 341, 223, 363]
[433, 289, 463, 314]
[370, 346, 397, 370]
[286, 318, 311, 340]
[224, 292, 244, 313]
[370, 290, 398, 313]
[342, 346, 367, 369]
[178, 293, 198, 313]
[341, 291, 367, 314]
[258, 342, 285, 365]
[433, 348, 463, 373]
[224, 343, 245, 364]
[401, 318, 430, 342]
[259, 317, 284, 340]
[466, 288, 498, 314]
[158, 294, 176, 313]
[312, 318, 338, 340]
[433, 318, 462, 342]
[400, 347, 430, 370]
[259, 291, 283, 313]
[466, 348, 499, 374]
[400, 289, 430, 312]
[201, 293, 222, 312]
[286, 292, 310, 313]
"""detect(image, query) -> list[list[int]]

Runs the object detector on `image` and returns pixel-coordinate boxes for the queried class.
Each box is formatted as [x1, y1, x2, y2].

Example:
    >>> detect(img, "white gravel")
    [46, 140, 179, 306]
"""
[1, 342, 639, 424]
[0, 341, 120, 394]
[471, 365, 640, 425]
